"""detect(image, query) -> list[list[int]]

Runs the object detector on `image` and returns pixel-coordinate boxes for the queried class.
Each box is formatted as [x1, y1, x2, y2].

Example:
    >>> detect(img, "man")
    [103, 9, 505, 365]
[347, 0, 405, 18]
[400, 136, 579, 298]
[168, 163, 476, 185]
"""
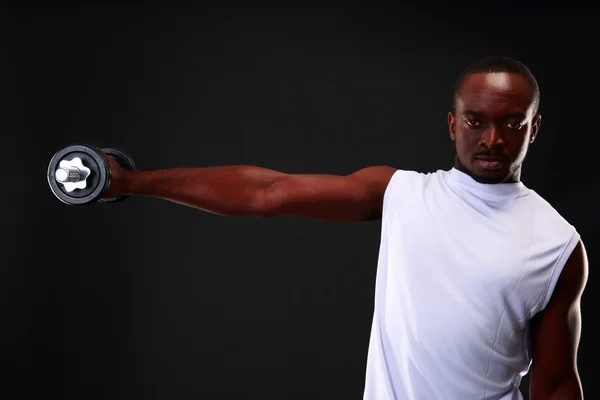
[103, 56, 588, 399]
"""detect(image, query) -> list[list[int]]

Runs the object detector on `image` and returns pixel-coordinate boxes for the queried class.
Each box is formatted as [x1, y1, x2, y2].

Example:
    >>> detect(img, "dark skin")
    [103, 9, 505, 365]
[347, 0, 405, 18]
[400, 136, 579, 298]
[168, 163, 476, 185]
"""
[448, 72, 541, 184]
[103, 72, 587, 398]
[529, 240, 588, 400]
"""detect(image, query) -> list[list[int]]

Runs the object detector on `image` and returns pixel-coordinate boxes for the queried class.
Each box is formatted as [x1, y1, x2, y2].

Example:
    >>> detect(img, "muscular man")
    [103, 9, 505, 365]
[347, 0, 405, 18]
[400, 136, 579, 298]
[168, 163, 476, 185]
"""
[104, 56, 588, 399]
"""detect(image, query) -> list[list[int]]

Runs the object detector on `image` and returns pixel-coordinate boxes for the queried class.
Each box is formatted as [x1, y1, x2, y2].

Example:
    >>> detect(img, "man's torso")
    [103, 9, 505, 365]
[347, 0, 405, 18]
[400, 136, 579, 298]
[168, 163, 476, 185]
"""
[363, 169, 579, 400]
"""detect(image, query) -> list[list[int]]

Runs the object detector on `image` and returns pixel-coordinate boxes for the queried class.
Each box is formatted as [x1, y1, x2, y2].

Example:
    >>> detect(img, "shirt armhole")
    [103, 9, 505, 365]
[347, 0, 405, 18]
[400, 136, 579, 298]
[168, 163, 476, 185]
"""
[538, 230, 581, 311]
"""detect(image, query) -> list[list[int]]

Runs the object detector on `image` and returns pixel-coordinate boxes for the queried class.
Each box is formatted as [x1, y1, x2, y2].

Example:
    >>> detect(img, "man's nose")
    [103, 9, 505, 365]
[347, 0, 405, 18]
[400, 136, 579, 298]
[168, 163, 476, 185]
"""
[480, 125, 505, 148]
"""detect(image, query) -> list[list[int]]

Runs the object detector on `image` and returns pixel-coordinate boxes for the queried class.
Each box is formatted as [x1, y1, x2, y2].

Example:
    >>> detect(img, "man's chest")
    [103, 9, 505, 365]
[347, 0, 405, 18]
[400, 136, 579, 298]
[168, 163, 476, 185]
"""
[382, 194, 537, 334]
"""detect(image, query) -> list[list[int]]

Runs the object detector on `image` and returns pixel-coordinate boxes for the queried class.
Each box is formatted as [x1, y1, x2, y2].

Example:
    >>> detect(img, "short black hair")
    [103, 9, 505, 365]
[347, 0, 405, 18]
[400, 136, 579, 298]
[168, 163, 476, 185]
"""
[453, 56, 540, 115]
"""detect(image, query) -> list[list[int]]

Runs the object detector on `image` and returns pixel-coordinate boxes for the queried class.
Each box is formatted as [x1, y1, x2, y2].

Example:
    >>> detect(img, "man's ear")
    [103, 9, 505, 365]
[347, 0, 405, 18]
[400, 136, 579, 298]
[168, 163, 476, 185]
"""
[530, 114, 542, 144]
[448, 112, 456, 141]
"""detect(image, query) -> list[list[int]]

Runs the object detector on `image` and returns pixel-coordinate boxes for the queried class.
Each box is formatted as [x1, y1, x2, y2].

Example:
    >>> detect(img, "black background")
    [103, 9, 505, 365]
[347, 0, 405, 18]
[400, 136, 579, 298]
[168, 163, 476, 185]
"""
[5, 2, 599, 399]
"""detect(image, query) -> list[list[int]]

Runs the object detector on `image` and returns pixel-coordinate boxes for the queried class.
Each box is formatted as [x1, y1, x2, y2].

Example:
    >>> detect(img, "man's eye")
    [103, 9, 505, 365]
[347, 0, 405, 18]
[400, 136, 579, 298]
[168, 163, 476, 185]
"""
[507, 122, 524, 129]
[465, 119, 480, 127]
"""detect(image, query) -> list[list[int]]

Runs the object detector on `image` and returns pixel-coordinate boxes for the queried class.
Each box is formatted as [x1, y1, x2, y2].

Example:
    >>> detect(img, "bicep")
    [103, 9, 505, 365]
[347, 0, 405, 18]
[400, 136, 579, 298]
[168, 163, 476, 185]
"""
[529, 240, 588, 398]
[265, 166, 397, 222]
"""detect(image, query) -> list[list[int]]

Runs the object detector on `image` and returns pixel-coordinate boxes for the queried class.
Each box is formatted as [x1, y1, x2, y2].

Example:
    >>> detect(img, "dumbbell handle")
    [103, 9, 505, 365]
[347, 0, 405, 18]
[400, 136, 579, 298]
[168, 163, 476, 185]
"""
[56, 166, 84, 183]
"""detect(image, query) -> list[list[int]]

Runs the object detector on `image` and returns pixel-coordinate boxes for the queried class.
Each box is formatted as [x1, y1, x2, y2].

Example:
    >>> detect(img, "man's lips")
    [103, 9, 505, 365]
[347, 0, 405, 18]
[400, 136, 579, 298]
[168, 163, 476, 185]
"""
[475, 156, 506, 170]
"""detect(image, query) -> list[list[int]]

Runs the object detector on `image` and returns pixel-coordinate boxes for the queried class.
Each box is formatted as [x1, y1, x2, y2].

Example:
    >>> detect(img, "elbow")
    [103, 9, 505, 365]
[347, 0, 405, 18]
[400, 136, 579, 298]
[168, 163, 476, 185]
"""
[218, 195, 278, 218]
[531, 376, 583, 400]
[224, 178, 281, 218]
[549, 385, 583, 400]
[221, 169, 282, 218]
[257, 179, 282, 217]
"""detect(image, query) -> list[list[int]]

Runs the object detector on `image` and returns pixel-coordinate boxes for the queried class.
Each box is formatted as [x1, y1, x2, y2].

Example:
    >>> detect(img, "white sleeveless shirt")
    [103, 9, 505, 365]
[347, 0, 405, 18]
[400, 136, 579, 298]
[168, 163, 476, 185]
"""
[363, 168, 579, 400]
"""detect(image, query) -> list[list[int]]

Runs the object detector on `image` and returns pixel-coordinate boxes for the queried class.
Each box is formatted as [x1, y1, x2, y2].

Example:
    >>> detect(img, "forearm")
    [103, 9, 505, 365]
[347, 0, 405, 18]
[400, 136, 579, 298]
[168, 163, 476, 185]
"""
[121, 165, 283, 216]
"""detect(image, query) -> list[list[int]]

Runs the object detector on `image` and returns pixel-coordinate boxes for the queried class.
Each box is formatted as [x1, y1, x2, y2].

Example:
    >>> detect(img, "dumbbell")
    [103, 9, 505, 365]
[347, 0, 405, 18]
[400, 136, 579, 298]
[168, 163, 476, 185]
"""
[47, 144, 136, 205]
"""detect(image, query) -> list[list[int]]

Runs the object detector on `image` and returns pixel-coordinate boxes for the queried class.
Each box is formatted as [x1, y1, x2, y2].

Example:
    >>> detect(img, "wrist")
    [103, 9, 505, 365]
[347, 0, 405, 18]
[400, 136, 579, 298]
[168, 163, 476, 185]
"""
[122, 169, 139, 195]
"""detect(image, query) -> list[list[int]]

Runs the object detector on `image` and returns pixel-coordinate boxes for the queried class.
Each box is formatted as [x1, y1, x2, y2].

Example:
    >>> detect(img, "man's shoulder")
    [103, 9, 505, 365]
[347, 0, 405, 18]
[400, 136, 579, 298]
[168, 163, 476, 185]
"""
[523, 189, 578, 238]
[382, 168, 449, 206]
[386, 168, 448, 186]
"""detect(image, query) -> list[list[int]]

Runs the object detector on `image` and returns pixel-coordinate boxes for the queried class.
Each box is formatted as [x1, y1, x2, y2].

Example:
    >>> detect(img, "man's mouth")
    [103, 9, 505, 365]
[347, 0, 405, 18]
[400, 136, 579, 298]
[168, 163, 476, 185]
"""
[475, 156, 505, 170]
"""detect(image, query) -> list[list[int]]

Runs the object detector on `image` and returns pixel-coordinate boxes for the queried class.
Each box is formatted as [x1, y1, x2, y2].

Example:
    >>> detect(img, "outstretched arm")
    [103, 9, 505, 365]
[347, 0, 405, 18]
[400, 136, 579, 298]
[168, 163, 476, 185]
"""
[105, 159, 397, 222]
[529, 240, 589, 400]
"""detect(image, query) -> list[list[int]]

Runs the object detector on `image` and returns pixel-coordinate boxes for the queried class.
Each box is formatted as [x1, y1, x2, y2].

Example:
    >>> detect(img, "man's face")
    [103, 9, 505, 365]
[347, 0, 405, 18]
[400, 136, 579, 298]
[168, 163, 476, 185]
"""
[448, 72, 541, 183]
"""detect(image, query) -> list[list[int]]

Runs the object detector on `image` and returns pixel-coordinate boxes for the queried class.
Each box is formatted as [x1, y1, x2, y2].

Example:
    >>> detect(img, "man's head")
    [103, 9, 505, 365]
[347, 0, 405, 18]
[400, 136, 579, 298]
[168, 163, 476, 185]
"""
[448, 56, 542, 184]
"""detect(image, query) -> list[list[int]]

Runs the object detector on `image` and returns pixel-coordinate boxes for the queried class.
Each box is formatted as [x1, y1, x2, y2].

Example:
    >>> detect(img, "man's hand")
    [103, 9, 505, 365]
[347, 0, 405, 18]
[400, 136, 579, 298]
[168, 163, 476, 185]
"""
[103, 153, 132, 199]
[529, 240, 588, 400]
